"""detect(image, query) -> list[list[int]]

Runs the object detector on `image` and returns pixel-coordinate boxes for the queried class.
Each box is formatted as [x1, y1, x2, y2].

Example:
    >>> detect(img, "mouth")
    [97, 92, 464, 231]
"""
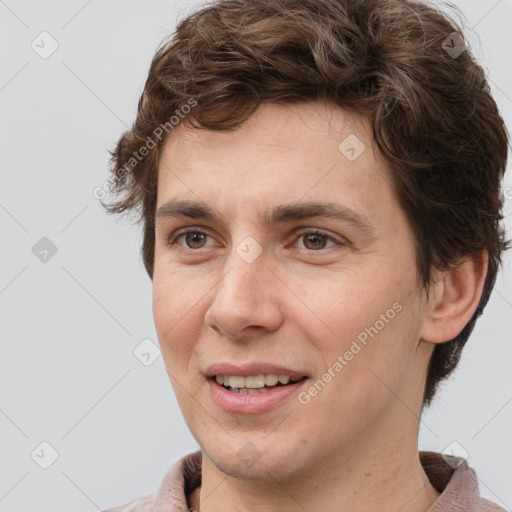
[210, 374, 308, 394]
[204, 362, 310, 412]
[207, 373, 309, 413]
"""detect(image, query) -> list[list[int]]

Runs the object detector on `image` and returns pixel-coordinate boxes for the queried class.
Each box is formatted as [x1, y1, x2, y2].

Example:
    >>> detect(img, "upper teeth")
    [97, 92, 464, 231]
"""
[215, 374, 303, 388]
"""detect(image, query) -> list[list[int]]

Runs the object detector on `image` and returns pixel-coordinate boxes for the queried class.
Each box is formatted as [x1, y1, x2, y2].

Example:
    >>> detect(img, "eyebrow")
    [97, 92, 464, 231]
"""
[155, 199, 376, 236]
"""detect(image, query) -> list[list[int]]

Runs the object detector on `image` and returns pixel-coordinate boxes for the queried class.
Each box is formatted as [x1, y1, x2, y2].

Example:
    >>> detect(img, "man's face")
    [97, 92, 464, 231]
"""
[153, 101, 432, 481]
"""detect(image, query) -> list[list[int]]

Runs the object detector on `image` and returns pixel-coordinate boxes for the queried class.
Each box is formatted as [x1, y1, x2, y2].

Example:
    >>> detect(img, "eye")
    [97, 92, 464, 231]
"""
[293, 229, 346, 251]
[166, 228, 348, 253]
[167, 229, 214, 250]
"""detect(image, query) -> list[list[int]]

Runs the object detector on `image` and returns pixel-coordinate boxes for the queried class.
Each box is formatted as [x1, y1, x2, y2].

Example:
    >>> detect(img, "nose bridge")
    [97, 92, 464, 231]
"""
[219, 235, 268, 309]
[205, 234, 283, 335]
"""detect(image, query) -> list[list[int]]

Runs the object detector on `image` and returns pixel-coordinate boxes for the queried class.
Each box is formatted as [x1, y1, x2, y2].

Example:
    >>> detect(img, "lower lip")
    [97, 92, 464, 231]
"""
[207, 378, 308, 414]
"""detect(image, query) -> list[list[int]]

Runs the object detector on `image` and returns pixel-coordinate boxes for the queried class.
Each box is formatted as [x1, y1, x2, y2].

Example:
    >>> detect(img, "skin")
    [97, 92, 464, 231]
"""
[152, 100, 487, 512]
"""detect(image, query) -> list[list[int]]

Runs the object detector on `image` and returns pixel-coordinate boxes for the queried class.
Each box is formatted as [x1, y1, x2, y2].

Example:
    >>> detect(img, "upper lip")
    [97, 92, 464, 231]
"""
[205, 362, 309, 379]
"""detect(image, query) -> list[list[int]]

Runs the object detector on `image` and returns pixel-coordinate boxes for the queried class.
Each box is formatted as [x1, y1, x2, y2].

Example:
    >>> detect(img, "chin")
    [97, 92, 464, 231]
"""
[201, 436, 308, 482]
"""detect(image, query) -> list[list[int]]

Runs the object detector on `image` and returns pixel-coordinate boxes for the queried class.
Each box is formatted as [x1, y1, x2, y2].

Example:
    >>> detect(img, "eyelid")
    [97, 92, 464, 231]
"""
[167, 226, 217, 248]
[292, 227, 349, 248]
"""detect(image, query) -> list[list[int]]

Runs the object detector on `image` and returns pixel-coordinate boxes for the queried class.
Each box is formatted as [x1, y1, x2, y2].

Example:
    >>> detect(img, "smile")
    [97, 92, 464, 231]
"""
[215, 373, 306, 393]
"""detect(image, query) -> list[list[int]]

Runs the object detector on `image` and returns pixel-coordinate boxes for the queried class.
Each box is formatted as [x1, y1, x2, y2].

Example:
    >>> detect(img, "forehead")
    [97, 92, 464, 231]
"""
[156, 101, 396, 225]
[162, 100, 369, 157]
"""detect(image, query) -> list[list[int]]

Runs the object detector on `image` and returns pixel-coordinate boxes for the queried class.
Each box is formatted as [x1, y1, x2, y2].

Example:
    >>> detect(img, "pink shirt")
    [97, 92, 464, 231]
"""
[103, 450, 507, 511]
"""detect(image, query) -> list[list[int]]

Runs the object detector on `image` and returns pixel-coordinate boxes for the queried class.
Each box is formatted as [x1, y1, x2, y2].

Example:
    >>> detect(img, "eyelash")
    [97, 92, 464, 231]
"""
[166, 228, 348, 254]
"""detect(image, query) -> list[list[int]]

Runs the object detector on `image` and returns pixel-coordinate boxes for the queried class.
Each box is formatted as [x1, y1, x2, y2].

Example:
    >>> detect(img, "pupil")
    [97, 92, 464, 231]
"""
[187, 232, 206, 248]
[305, 233, 326, 250]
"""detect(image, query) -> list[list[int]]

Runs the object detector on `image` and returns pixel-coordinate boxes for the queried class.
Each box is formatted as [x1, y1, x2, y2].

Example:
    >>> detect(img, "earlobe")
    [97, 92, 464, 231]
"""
[420, 251, 488, 344]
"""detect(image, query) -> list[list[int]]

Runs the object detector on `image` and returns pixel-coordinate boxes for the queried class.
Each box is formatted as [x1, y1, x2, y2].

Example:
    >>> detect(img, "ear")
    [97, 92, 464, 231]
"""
[420, 251, 488, 344]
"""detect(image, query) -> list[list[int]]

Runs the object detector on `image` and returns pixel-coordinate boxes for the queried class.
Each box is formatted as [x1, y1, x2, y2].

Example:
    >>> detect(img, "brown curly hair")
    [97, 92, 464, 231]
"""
[102, 0, 509, 408]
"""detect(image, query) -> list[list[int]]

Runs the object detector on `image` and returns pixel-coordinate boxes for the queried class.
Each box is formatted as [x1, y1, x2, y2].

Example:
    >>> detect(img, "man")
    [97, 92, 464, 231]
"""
[101, 0, 509, 510]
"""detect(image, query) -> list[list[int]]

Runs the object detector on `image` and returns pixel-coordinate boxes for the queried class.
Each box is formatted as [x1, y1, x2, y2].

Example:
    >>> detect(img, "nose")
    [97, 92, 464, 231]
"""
[204, 244, 284, 340]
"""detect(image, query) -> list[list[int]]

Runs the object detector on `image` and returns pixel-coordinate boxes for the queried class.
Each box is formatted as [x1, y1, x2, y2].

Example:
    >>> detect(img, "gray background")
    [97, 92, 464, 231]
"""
[1, 1, 511, 511]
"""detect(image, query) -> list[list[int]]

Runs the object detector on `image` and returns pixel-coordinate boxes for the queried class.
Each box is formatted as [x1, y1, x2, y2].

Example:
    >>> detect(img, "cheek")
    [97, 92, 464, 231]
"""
[298, 264, 418, 378]
[294, 267, 397, 336]
[152, 277, 176, 340]
[152, 261, 202, 328]
[152, 273, 205, 365]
